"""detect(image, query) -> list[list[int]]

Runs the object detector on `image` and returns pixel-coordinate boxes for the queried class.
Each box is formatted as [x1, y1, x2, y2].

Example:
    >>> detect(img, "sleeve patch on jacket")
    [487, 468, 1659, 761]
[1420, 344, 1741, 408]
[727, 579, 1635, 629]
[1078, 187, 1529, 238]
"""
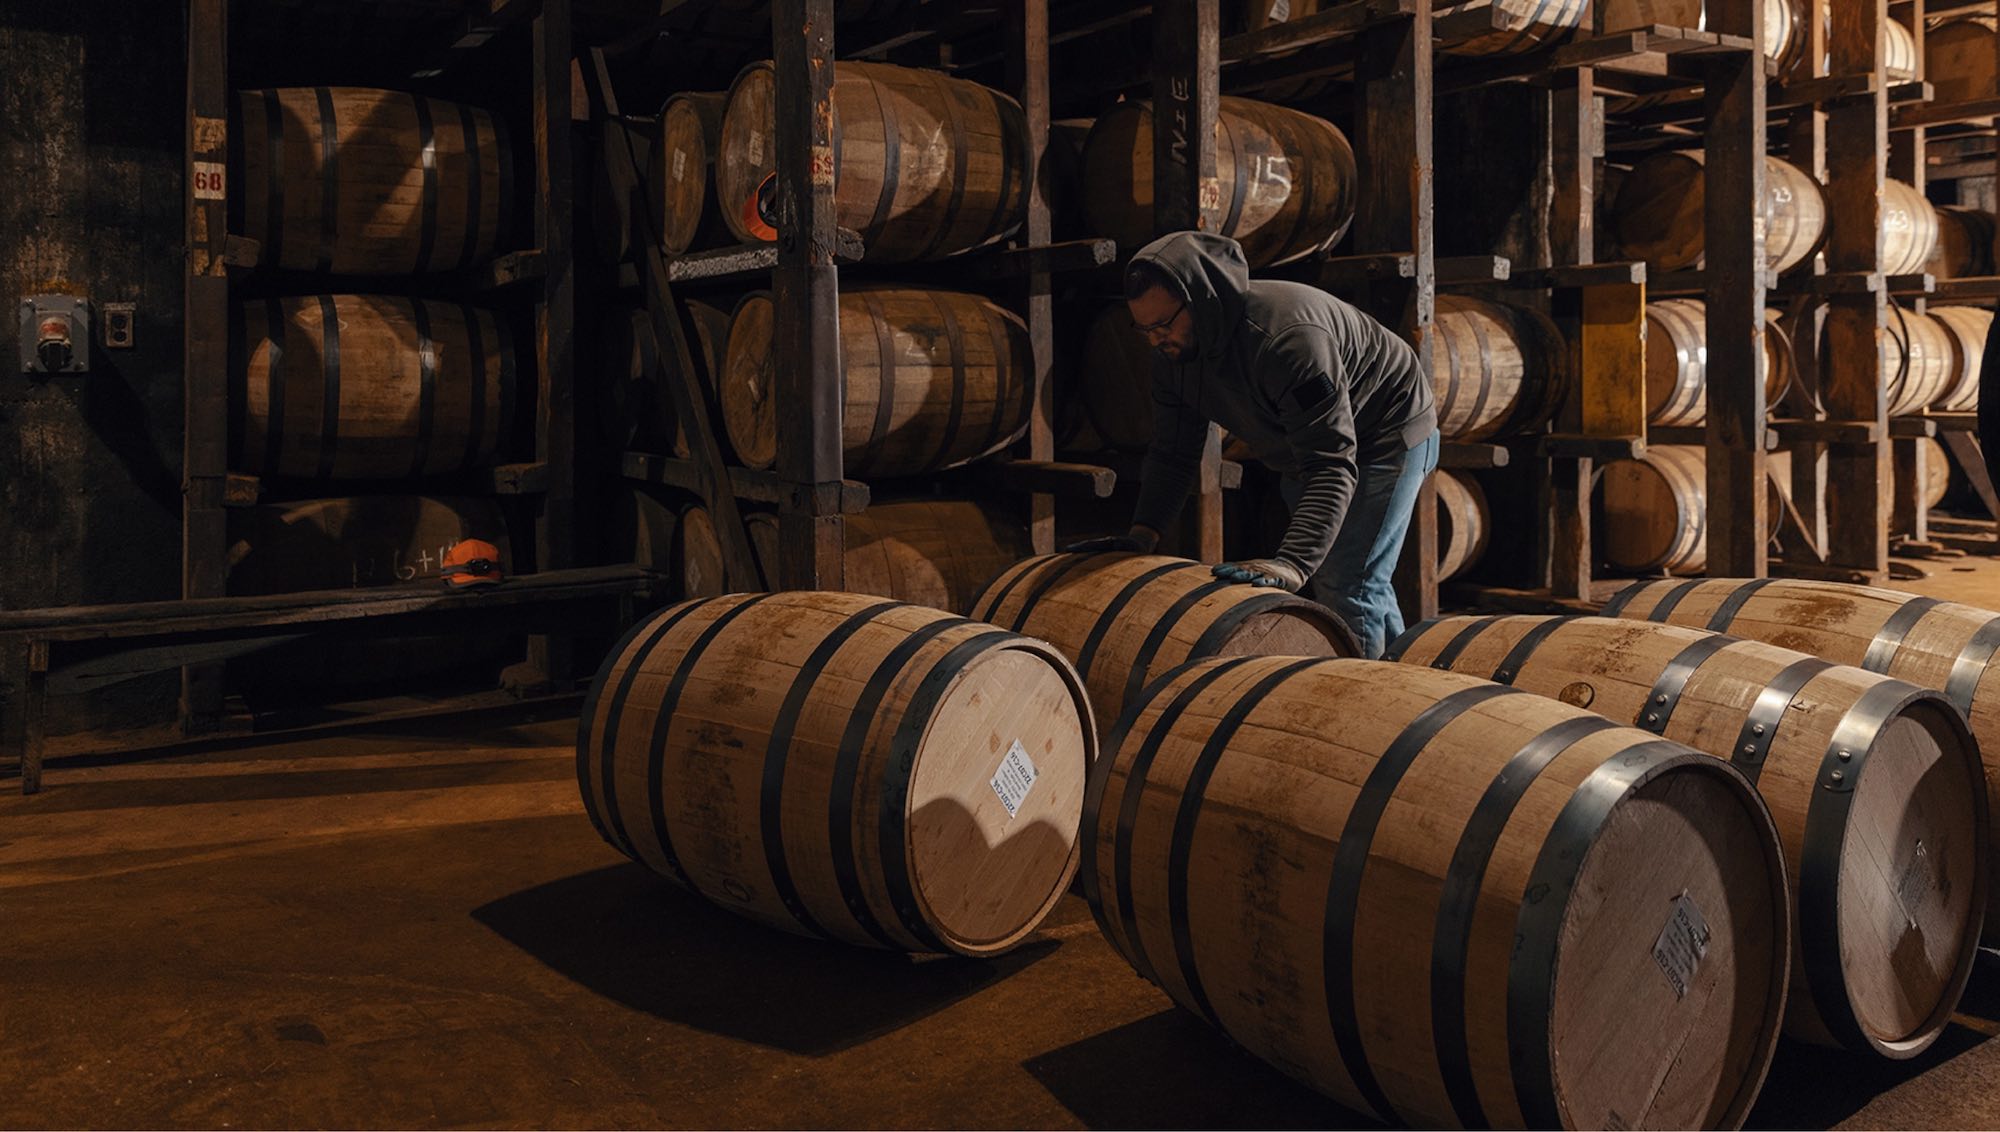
[1290, 374, 1338, 412]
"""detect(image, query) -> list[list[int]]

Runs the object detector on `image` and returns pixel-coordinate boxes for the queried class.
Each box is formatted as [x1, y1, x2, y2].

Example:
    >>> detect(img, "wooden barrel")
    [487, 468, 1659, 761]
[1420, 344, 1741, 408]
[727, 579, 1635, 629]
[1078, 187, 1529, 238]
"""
[1882, 178, 1941, 278]
[970, 553, 1359, 734]
[1079, 97, 1358, 267]
[1927, 17, 1998, 104]
[1932, 305, 1992, 413]
[1436, 469, 1490, 582]
[226, 495, 509, 594]
[676, 504, 727, 599]
[1605, 577, 2000, 945]
[1599, 445, 1708, 575]
[721, 287, 1033, 476]
[1064, 304, 1157, 453]
[1926, 207, 1997, 280]
[603, 486, 682, 582]
[232, 87, 510, 275]
[1642, 298, 1792, 426]
[1909, 436, 1952, 510]
[842, 500, 1028, 615]
[1886, 304, 1956, 417]
[1596, 0, 1802, 66]
[716, 60, 1027, 262]
[1389, 615, 1985, 1057]
[578, 591, 1092, 956]
[1885, 16, 1921, 80]
[1431, 295, 1572, 442]
[1612, 151, 1826, 273]
[745, 511, 781, 589]
[590, 117, 652, 266]
[1083, 655, 1789, 1127]
[234, 295, 515, 480]
[1436, 0, 1589, 56]
[656, 92, 729, 256]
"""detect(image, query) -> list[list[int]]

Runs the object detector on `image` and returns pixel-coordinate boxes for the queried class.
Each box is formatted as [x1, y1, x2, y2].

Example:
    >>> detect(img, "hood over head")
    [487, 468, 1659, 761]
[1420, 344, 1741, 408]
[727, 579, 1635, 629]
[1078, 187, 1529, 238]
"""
[1129, 231, 1250, 362]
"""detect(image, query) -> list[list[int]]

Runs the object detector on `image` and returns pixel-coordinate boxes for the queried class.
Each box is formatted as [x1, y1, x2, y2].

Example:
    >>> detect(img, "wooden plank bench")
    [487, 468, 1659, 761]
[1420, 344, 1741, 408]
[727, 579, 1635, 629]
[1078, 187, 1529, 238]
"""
[0, 565, 666, 795]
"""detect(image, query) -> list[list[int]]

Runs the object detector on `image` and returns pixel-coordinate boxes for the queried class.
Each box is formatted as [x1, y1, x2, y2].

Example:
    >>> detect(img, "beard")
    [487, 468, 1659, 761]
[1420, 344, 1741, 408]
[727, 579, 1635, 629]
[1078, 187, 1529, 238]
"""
[1153, 340, 1185, 361]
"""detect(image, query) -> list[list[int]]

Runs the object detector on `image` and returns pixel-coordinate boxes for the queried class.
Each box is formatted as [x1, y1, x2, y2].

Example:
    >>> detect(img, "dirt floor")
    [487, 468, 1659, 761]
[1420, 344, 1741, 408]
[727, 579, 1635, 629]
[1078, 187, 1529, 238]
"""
[10, 546, 2000, 1129]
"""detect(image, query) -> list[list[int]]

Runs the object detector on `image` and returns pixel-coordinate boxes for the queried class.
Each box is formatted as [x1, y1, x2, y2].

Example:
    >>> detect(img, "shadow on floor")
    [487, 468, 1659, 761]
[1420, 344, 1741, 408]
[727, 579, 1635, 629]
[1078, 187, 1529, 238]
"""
[471, 862, 1056, 1057]
[1747, 948, 2000, 1130]
[1022, 1007, 1375, 1131]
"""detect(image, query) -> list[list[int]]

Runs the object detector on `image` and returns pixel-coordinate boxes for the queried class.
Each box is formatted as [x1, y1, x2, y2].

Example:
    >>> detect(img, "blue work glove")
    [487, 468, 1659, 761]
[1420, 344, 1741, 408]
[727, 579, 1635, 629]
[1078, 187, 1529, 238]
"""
[1212, 557, 1307, 592]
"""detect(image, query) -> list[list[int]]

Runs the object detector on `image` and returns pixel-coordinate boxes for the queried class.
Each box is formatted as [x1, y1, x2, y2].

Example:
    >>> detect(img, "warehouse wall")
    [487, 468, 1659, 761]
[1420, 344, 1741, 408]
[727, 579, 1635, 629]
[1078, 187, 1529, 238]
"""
[0, 2, 186, 734]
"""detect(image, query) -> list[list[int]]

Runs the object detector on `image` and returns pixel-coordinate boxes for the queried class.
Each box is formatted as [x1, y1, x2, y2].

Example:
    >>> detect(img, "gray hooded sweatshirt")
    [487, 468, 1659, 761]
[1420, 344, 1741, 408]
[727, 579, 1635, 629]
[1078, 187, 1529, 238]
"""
[1130, 232, 1436, 574]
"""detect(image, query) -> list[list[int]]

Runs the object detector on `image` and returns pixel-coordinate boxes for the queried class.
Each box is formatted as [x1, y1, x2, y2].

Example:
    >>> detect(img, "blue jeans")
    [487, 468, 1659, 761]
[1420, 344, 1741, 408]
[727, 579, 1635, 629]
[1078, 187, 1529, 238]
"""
[1281, 429, 1440, 658]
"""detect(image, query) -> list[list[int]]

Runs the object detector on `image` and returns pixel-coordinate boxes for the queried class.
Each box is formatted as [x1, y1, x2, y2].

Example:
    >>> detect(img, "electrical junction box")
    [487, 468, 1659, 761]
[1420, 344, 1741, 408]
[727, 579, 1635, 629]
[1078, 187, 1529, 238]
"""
[20, 295, 91, 374]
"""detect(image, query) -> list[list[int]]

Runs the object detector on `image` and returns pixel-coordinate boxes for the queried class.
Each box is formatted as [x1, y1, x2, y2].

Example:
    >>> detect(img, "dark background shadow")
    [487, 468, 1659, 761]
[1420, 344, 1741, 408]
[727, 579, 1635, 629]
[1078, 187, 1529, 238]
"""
[1747, 948, 2000, 1129]
[472, 861, 1057, 1056]
[1023, 1007, 1378, 1131]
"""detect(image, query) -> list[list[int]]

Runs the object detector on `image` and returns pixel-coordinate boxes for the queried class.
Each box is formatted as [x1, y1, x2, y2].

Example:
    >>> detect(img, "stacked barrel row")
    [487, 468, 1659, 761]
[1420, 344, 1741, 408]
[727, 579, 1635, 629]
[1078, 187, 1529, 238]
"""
[222, 87, 525, 695]
[596, 59, 1056, 610]
[583, 555, 1825, 1127]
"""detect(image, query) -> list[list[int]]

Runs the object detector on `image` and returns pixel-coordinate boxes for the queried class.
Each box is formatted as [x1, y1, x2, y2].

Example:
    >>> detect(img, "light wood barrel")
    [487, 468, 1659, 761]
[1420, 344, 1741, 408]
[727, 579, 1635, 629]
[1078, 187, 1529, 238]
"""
[1605, 576, 2000, 944]
[1886, 305, 1956, 417]
[1908, 436, 1952, 510]
[721, 287, 1032, 476]
[843, 500, 1028, 615]
[1066, 304, 1158, 453]
[226, 495, 508, 594]
[1926, 207, 1997, 280]
[657, 92, 729, 256]
[1083, 655, 1789, 1128]
[1885, 16, 1921, 80]
[970, 553, 1359, 733]
[1882, 178, 1941, 278]
[232, 87, 510, 275]
[234, 295, 515, 480]
[1436, 469, 1490, 581]
[1431, 295, 1571, 442]
[1599, 445, 1709, 575]
[1612, 151, 1826, 273]
[716, 60, 1028, 262]
[1928, 17, 1998, 103]
[1932, 305, 1992, 413]
[745, 511, 781, 589]
[578, 591, 1092, 956]
[1390, 614, 1985, 1057]
[1080, 97, 1358, 267]
[676, 504, 727, 599]
[1642, 298, 1792, 426]
[1436, 0, 1589, 56]
[1596, 0, 1802, 66]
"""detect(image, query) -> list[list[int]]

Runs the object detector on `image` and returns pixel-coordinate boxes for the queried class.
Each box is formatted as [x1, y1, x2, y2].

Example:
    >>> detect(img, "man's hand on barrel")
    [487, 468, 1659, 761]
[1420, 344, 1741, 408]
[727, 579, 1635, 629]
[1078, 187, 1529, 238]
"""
[1212, 557, 1307, 592]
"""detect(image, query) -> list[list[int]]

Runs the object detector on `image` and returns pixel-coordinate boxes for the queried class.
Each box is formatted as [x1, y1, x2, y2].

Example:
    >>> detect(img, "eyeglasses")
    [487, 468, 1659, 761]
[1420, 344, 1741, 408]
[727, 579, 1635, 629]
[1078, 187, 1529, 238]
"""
[1130, 299, 1185, 338]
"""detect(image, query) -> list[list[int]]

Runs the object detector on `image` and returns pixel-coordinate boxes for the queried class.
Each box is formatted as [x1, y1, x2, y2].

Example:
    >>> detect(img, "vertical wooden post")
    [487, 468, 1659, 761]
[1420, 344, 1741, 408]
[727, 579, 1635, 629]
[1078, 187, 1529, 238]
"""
[1010, 0, 1057, 556]
[1354, 7, 1437, 618]
[772, 0, 845, 589]
[1785, 0, 1830, 553]
[524, 0, 576, 688]
[1704, 0, 1768, 578]
[1823, 0, 1890, 574]
[1151, 0, 1224, 563]
[182, 0, 229, 732]
[1888, 2, 1927, 543]
[1546, 66, 1608, 604]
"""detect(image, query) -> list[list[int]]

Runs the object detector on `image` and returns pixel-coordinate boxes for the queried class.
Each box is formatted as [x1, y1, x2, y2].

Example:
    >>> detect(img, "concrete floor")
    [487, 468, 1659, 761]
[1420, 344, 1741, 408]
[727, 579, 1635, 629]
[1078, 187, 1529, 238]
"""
[11, 543, 2000, 1128]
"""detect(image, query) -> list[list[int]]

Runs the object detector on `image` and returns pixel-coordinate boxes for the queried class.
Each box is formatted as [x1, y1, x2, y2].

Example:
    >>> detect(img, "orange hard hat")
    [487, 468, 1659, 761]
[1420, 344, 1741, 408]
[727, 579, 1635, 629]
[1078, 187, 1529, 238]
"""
[740, 170, 779, 241]
[441, 539, 505, 589]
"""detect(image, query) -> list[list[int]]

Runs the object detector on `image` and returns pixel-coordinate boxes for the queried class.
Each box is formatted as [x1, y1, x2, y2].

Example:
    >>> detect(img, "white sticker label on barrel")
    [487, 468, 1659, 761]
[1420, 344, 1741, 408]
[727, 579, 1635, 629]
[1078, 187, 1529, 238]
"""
[749, 131, 765, 166]
[990, 739, 1038, 819]
[1652, 892, 1711, 999]
[672, 148, 687, 182]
